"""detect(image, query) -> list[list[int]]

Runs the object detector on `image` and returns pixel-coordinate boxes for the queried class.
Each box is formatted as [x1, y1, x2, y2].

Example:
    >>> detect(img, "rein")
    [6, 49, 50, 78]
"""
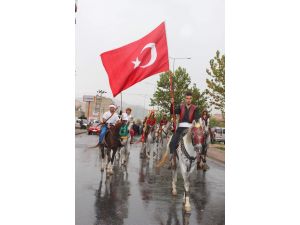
[179, 133, 197, 172]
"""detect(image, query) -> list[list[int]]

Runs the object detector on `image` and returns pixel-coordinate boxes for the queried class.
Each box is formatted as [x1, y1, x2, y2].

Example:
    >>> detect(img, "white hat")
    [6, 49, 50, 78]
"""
[121, 113, 128, 121]
[109, 104, 116, 109]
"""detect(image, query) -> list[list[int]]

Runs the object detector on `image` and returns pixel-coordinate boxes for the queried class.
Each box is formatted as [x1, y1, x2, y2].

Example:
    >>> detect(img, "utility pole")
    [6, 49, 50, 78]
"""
[96, 90, 107, 121]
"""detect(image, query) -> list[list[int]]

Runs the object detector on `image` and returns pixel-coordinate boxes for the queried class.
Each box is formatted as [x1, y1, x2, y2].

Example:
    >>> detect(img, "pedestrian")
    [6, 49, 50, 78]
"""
[169, 91, 200, 169]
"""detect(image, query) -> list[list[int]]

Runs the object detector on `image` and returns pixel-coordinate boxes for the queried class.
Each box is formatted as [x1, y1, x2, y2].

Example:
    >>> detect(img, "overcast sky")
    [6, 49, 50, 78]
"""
[75, 0, 224, 110]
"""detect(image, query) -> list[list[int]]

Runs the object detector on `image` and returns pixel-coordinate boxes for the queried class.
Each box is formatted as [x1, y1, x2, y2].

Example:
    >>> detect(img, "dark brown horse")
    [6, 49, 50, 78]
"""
[100, 121, 123, 174]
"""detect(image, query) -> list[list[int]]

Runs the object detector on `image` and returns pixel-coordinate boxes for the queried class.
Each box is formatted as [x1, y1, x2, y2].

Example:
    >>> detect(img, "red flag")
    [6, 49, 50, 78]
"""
[100, 22, 169, 97]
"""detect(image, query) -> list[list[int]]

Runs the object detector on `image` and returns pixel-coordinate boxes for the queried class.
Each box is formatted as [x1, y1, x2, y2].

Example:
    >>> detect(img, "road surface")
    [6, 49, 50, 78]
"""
[76, 133, 224, 225]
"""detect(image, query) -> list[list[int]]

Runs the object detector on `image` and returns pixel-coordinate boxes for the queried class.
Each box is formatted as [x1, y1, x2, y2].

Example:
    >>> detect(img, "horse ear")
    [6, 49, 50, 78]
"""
[192, 120, 196, 126]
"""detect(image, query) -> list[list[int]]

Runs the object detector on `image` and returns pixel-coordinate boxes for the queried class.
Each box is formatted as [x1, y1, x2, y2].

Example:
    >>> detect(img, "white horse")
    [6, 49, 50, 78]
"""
[154, 122, 172, 160]
[119, 135, 130, 167]
[168, 120, 205, 212]
[140, 124, 157, 159]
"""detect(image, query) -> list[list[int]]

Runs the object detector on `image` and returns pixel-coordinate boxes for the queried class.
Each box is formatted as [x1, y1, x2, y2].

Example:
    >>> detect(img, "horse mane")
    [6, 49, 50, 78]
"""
[110, 121, 123, 134]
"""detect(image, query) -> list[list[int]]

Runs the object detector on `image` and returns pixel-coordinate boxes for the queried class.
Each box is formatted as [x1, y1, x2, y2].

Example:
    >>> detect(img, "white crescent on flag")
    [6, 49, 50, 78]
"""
[132, 43, 157, 69]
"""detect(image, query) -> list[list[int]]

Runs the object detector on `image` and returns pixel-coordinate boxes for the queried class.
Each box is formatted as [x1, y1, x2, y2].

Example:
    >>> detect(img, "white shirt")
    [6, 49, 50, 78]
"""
[102, 111, 119, 125]
[199, 118, 210, 132]
[122, 112, 133, 122]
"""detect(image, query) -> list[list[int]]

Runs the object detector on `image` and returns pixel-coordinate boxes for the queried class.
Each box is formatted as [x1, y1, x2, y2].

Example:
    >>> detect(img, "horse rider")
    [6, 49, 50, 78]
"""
[121, 108, 135, 144]
[159, 114, 168, 128]
[141, 111, 156, 143]
[98, 104, 120, 145]
[197, 109, 212, 166]
[119, 113, 130, 143]
[169, 91, 201, 169]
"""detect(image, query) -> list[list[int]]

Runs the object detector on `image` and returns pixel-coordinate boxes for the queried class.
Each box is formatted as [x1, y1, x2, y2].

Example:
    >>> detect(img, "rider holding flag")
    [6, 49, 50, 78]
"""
[169, 91, 201, 169]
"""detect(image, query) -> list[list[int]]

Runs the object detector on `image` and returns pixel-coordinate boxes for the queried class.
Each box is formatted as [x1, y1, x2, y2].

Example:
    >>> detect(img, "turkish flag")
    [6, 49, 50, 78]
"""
[100, 22, 169, 97]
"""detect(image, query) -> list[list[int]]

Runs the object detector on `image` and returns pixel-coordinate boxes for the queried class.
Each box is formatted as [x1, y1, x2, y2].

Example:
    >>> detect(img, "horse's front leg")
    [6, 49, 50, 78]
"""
[108, 148, 117, 174]
[203, 137, 210, 171]
[106, 148, 112, 172]
[100, 145, 106, 171]
[182, 173, 191, 212]
[172, 164, 178, 195]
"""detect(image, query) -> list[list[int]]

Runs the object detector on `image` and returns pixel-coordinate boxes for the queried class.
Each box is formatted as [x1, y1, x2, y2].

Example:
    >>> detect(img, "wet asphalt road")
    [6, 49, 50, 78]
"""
[76, 133, 225, 225]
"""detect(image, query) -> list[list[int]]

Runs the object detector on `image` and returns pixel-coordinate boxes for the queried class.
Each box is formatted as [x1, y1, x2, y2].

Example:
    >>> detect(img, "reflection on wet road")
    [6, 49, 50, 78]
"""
[76, 134, 224, 225]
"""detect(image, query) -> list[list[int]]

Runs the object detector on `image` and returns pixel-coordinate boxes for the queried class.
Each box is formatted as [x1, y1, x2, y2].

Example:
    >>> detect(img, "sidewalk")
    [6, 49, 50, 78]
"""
[75, 128, 87, 135]
[207, 146, 225, 163]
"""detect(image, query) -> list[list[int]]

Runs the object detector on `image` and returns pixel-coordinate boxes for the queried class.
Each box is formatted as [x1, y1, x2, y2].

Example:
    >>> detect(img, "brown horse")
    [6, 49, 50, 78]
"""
[100, 121, 124, 174]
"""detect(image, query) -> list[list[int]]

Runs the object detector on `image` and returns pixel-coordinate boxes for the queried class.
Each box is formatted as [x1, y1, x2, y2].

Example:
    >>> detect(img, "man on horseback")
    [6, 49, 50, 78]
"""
[141, 110, 156, 143]
[119, 113, 129, 138]
[98, 104, 119, 145]
[169, 91, 201, 169]
[197, 109, 212, 169]
[122, 108, 134, 144]
[159, 114, 168, 128]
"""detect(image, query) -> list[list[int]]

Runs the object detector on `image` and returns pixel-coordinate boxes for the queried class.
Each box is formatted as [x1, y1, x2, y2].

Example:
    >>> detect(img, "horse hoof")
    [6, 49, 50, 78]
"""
[203, 164, 209, 171]
[101, 168, 104, 172]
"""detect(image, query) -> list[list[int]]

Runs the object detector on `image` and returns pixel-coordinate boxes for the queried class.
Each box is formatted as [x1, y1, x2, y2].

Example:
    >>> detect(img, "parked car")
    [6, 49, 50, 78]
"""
[88, 123, 101, 135]
[75, 119, 81, 128]
[80, 119, 89, 129]
[212, 127, 225, 144]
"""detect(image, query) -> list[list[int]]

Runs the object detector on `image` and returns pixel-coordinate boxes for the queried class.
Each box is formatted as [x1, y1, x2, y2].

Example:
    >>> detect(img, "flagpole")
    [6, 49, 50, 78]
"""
[169, 70, 176, 132]
[121, 92, 123, 112]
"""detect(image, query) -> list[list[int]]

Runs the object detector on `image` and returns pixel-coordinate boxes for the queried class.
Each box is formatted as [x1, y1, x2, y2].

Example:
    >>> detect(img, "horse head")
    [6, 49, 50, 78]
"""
[190, 120, 205, 151]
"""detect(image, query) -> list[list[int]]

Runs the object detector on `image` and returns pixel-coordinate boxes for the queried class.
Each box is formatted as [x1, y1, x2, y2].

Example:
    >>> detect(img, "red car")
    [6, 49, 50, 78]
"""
[88, 123, 101, 135]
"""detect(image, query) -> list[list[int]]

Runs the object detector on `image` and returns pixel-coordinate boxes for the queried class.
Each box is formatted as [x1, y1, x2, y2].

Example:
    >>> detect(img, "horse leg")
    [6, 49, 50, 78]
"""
[203, 150, 209, 171]
[106, 149, 111, 171]
[125, 140, 130, 164]
[108, 148, 117, 174]
[172, 165, 177, 195]
[182, 173, 192, 212]
[100, 145, 105, 171]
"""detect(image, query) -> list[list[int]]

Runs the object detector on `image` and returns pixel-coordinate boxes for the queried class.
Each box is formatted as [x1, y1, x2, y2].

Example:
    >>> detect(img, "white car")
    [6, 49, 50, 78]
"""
[212, 127, 225, 144]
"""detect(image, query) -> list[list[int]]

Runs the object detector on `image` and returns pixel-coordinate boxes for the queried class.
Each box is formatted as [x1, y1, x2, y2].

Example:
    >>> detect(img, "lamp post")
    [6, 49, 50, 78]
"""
[169, 57, 191, 74]
[96, 90, 107, 121]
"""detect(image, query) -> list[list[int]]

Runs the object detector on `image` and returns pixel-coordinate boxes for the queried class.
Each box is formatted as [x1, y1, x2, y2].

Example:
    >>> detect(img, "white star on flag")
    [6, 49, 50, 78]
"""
[132, 57, 141, 69]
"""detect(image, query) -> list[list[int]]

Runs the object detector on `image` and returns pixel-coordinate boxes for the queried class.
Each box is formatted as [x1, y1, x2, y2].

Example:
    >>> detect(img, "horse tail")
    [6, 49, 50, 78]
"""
[156, 148, 169, 168]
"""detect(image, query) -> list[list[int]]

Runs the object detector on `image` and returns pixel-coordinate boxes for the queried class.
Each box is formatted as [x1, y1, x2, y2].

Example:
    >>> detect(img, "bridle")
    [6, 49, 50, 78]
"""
[179, 124, 203, 172]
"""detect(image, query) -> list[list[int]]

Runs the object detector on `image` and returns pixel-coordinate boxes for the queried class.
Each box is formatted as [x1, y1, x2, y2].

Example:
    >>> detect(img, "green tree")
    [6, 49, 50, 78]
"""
[150, 67, 208, 115]
[206, 51, 225, 116]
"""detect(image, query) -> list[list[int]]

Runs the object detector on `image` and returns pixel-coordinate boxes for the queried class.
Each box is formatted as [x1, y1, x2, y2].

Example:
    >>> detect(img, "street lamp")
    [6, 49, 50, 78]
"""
[169, 57, 192, 74]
